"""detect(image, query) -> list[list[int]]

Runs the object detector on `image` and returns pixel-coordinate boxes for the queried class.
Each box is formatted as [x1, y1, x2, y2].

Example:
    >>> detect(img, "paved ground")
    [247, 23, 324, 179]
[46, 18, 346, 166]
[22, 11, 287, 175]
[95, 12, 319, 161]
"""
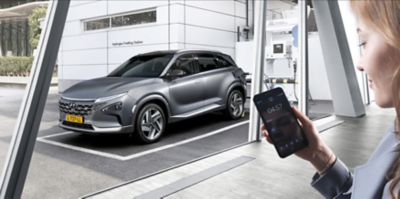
[0, 84, 334, 198]
[0, 85, 250, 199]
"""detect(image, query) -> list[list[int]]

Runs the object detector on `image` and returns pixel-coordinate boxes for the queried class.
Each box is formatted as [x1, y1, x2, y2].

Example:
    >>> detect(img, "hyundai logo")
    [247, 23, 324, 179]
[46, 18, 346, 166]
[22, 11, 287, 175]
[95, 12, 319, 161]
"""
[69, 103, 77, 111]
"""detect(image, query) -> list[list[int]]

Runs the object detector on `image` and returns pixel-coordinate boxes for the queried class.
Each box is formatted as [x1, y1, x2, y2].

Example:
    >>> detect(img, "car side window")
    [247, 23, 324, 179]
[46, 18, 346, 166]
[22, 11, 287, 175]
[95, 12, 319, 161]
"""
[216, 55, 234, 68]
[167, 54, 197, 77]
[197, 53, 219, 72]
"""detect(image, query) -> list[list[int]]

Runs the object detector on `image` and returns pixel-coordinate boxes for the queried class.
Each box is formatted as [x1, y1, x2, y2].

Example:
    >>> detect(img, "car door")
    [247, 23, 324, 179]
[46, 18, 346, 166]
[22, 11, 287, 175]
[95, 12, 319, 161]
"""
[166, 53, 206, 116]
[195, 53, 232, 106]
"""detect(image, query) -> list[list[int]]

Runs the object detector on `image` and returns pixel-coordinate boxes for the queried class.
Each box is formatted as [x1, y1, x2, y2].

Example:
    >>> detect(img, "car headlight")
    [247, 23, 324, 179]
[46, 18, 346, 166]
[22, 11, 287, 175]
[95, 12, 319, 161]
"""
[94, 93, 127, 103]
[93, 93, 127, 112]
[102, 102, 123, 114]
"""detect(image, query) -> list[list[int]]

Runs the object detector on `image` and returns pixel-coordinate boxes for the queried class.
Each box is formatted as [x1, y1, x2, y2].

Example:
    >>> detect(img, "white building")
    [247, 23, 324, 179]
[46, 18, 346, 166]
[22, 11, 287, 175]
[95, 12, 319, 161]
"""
[58, 0, 248, 91]
[58, 0, 353, 103]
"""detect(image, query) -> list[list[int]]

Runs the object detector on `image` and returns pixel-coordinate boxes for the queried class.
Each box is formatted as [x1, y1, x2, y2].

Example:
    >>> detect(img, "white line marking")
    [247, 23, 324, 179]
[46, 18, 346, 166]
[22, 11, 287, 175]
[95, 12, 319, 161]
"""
[39, 131, 74, 139]
[37, 137, 127, 161]
[36, 120, 249, 161]
[313, 115, 343, 131]
[119, 120, 249, 161]
[314, 115, 337, 126]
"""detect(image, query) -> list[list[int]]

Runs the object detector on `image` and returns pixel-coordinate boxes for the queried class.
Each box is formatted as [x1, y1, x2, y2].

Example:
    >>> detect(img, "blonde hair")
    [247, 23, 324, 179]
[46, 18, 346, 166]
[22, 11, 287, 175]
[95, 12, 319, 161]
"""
[350, 0, 400, 198]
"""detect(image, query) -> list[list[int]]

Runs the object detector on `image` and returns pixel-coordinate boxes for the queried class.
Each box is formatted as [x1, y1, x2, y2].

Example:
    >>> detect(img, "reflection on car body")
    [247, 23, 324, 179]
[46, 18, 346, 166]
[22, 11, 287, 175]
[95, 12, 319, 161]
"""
[59, 49, 247, 143]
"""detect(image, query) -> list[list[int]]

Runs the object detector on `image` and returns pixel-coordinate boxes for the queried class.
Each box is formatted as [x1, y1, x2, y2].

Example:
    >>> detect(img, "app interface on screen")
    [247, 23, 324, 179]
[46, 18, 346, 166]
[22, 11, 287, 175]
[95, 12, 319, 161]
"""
[256, 92, 305, 155]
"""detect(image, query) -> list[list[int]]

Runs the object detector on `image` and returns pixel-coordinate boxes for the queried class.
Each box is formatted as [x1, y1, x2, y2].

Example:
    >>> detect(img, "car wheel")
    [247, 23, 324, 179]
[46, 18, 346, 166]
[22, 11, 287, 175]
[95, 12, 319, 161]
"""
[134, 103, 166, 143]
[225, 90, 244, 120]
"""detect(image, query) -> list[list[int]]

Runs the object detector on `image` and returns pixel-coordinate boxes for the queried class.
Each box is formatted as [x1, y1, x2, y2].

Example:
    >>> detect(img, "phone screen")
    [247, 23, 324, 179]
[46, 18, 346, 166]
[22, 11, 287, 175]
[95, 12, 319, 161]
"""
[253, 88, 308, 158]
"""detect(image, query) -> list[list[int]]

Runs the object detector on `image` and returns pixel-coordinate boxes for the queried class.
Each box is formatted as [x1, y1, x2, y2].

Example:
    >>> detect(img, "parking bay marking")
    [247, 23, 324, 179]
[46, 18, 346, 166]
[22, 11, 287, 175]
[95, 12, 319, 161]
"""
[36, 120, 250, 161]
[37, 137, 128, 161]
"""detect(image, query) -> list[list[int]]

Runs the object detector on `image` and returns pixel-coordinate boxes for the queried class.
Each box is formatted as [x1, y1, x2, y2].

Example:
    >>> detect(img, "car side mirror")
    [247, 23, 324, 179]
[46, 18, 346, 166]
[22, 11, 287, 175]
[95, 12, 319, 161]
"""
[165, 69, 186, 79]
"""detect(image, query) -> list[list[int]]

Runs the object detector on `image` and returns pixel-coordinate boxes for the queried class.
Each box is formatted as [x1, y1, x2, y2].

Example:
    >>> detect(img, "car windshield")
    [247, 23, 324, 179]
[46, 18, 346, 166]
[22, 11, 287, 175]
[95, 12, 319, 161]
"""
[108, 53, 173, 77]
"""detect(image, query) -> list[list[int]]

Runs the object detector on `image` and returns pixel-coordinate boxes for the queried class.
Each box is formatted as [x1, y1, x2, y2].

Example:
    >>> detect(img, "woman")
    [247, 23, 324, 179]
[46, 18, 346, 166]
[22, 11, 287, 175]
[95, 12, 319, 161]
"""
[262, 0, 400, 198]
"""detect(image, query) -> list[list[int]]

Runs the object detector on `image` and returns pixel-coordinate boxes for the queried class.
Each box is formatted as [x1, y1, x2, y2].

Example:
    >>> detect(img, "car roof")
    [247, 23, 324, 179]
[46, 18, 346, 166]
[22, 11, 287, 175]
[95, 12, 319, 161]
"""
[176, 49, 222, 54]
[137, 49, 224, 57]
[137, 50, 177, 57]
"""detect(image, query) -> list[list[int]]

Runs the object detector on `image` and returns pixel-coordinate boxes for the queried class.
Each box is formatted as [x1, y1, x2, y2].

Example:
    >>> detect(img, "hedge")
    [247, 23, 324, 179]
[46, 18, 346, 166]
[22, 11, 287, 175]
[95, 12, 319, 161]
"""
[0, 56, 33, 76]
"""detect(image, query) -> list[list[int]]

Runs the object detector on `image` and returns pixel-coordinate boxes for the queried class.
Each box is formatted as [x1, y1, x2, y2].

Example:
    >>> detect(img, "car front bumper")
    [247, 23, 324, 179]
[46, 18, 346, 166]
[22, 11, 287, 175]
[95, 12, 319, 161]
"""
[59, 121, 133, 134]
[58, 96, 133, 134]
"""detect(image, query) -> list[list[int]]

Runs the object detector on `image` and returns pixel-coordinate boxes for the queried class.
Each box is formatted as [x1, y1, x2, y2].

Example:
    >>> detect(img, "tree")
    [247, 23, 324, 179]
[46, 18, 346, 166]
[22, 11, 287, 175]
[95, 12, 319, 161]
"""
[28, 6, 47, 49]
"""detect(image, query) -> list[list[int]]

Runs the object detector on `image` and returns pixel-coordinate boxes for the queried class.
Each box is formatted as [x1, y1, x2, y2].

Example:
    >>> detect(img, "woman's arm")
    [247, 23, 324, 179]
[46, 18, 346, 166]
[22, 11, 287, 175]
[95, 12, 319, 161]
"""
[262, 107, 336, 171]
[311, 158, 353, 198]
[262, 107, 353, 198]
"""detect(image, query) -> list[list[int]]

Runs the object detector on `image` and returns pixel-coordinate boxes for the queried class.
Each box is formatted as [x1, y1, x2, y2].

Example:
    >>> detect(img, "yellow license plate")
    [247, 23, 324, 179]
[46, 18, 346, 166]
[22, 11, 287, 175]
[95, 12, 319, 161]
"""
[65, 114, 83, 124]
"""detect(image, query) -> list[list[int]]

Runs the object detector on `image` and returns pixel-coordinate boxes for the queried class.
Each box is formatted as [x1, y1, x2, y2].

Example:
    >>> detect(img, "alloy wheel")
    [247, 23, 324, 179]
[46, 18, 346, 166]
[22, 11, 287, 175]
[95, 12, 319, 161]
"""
[140, 107, 164, 141]
[229, 91, 244, 118]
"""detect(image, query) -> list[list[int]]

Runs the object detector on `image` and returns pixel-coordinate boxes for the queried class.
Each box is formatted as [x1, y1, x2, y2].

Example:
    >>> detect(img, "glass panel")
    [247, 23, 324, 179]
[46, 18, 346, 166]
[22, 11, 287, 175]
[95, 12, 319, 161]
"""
[84, 18, 109, 31]
[169, 54, 197, 76]
[0, 0, 45, 179]
[197, 53, 219, 72]
[264, 1, 300, 105]
[21, 1, 251, 198]
[107, 53, 173, 77]
[111, 10, 156, 28]
[338, 1, 373, 105]
[218, 54, 236, 67]
[306, 8, 334, 120]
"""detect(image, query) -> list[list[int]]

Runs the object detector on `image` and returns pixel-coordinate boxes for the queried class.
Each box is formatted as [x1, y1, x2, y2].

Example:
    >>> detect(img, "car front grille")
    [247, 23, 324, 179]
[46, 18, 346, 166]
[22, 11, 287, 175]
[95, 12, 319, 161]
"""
[59, 100, 94, 116]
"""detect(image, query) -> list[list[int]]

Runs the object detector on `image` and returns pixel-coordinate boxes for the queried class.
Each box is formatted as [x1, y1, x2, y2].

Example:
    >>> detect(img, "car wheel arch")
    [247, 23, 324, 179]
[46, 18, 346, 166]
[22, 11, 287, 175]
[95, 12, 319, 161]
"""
[226, 83, 246, 105]
[132, 94, 171, 126]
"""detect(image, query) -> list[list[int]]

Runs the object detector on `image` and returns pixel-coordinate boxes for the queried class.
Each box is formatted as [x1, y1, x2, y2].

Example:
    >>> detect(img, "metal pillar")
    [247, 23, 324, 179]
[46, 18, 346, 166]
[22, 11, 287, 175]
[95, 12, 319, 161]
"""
[298, 0, 308, 114]
[248, 0, 267, 142]
[0, 1, 70, 198]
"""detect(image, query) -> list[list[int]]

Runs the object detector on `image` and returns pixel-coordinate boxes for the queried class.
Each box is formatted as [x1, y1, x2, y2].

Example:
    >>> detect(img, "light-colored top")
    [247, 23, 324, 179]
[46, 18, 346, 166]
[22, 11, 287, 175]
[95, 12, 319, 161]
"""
[311, 122, 400, 198]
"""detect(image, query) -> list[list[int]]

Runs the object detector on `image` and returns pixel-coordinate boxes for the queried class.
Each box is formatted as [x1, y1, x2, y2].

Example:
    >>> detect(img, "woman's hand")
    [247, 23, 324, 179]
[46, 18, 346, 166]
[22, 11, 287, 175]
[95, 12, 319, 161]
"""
[261, 106, 336, 174]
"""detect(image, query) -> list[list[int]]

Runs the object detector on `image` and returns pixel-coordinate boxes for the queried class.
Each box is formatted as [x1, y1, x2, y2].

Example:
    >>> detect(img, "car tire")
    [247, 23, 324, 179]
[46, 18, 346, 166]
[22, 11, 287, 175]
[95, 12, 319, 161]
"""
[224, 89, 244, 120]
[134, 103, 166, 144]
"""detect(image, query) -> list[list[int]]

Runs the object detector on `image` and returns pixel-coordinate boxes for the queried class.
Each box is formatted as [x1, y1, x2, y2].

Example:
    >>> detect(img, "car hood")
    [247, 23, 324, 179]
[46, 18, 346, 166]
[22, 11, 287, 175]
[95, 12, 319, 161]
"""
[61, 77, 160, 99]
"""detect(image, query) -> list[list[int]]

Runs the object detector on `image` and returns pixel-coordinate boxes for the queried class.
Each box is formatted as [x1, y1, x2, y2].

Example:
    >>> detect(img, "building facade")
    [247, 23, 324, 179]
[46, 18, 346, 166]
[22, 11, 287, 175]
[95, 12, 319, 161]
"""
[58, 0, 248, 91]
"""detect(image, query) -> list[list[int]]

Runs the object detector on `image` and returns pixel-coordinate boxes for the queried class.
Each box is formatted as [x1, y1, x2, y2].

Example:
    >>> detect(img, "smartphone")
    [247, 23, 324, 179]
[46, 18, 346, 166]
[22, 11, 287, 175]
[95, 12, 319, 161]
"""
[253, 87, 308, 158]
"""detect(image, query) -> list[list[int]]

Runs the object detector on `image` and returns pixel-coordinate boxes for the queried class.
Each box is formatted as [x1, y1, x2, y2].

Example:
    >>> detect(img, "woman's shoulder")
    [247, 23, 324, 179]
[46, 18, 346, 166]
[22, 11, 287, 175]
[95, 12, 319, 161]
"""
[372, 123, 399, 154]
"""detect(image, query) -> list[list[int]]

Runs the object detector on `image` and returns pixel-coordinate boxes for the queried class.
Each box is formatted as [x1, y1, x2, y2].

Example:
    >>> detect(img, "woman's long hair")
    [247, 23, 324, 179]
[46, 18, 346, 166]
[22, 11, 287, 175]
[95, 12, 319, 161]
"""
[350, 0, 400, 198]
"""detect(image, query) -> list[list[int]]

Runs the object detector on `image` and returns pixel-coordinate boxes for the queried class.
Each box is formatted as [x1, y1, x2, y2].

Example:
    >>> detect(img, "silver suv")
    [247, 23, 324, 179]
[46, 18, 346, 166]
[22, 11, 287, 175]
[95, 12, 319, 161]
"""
[59, 49, 247, 143]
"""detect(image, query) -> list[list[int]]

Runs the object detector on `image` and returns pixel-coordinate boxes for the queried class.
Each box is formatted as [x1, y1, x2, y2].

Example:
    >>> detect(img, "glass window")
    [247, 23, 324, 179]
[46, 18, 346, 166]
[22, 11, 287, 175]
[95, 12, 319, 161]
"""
[220, 54, 236, 66]
[197, 53, 219, 72]
[111, 10, 156, 28]
[107, 53, 173, 77]
[216, 55, 235, 68]
[168, 54, 197, 77]
[83, 10, 156, 32]
[15, 1, 251, 198]
[84, 18, 110, 31]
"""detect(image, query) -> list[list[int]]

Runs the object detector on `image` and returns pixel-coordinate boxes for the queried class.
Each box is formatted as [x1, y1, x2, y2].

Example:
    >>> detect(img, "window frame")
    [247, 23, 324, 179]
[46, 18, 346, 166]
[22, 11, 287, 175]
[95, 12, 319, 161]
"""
[195, 53, 220, 73]
[167, 54, 198, 78]
[111, 10, 156, 28]
[0, 1, 70, 198]
[83, 17, 110, 31]
[82, 8, 157, 32]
